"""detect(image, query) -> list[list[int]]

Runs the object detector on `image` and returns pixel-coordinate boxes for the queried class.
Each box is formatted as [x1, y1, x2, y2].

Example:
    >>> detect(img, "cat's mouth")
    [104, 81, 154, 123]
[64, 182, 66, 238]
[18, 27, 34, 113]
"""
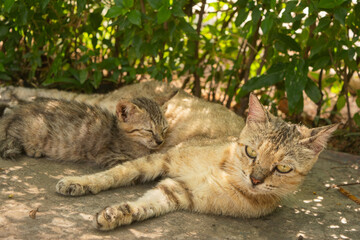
[148, 142, 164, 150]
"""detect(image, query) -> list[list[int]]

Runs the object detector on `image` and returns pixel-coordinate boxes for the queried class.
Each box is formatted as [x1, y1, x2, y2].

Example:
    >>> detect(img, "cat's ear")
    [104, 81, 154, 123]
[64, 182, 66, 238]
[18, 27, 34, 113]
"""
[299, 124, 339, 155]
[247, 93, 268, 124]
[116, 100, 142, 122]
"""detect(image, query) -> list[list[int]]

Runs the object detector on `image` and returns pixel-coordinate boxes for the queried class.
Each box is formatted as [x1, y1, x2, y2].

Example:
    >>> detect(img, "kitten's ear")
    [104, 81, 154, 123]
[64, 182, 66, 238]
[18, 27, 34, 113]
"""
[299, 124, 339, 155]
[247, 93, 268, 123]
[116, 100, 142, 122]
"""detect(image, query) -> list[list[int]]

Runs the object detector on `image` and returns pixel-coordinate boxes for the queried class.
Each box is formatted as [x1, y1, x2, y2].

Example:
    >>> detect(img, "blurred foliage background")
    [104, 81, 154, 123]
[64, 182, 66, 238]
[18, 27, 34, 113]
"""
[0, 0, 360, 139]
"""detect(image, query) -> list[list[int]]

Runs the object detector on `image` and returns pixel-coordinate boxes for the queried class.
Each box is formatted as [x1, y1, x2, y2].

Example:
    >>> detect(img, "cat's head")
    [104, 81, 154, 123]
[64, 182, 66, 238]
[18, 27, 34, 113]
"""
[237, 94, 338, 197]
[116, 97, 168, 149]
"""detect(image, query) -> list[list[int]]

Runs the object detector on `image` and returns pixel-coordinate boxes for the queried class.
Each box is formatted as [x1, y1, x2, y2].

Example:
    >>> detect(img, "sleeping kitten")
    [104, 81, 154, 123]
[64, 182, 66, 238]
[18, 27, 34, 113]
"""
[0, 81, 246, 152]
[0, 97, 168, 167]
[55, 94, 338, 230]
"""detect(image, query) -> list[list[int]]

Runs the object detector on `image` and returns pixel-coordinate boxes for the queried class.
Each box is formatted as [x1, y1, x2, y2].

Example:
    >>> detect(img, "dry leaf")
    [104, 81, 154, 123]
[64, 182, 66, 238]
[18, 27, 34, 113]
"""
[8, 194, 13, 198]
[29, 208, 39, 219]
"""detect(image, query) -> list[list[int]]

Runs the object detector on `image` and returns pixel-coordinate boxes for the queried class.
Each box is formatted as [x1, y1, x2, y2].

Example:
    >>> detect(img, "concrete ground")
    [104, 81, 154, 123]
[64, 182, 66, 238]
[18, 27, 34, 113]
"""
[0, 150, 359, 240]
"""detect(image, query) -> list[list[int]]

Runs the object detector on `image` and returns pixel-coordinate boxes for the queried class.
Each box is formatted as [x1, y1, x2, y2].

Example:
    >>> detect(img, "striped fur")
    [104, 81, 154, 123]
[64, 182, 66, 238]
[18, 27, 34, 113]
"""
[0, 97, 168, 167]
[55, 94, 337, 230]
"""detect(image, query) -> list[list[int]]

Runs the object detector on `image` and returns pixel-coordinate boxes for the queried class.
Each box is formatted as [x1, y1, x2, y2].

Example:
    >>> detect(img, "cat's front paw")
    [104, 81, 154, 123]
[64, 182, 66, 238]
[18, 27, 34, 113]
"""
[94, 204, 135, 231]
[56, 177, 95, 196]
[25, 147, 43, 158]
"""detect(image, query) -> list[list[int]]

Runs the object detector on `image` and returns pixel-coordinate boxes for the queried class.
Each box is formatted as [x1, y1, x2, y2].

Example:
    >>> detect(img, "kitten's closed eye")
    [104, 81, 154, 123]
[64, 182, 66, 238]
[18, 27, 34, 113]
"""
[245, 146, 257, 159]
[275, 165, 292, 173]
[145, 129, 154, 134]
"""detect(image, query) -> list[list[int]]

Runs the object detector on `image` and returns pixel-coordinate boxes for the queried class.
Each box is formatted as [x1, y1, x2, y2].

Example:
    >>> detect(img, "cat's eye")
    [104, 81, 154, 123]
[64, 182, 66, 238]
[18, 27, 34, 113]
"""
[275, 165, 293, 173]
[145, 129, 154, 134]
[245, 146, 257, 159]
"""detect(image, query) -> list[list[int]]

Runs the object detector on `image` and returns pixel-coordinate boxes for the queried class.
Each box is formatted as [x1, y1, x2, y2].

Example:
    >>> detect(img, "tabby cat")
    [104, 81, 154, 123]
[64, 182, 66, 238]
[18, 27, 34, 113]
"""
[55, 94, 337, 230]
[0, 97, 168, 167]
[0, 81, 245, 152]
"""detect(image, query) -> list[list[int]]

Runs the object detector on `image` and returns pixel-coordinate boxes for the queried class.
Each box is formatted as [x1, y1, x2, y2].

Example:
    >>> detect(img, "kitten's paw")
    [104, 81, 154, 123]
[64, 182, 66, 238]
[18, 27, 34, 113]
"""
[94, 204, 135, 231]
[0, 138, 22, 160]
[56, 177, 95, 196]
[25, 148, 43, 158]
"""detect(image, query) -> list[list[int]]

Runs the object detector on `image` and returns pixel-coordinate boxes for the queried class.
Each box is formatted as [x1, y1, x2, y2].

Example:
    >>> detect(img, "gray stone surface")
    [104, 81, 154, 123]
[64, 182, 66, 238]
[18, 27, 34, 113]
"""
[0, 150, 359, 239]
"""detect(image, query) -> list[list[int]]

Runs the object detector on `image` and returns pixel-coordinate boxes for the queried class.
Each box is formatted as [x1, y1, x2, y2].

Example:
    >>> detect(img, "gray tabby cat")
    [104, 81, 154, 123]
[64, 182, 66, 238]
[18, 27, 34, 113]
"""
[0, 81, 245, 152]
[0, 97, 168, 167]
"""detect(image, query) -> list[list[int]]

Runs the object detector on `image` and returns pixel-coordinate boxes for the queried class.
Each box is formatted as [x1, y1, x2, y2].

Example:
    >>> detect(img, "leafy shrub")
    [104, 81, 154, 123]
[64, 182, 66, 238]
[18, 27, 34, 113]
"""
[0, 0, 359, 129]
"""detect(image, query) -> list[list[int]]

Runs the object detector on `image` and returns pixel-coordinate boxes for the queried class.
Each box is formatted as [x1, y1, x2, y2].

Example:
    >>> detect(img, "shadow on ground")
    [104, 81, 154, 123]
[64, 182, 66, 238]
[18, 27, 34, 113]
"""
[0, 151, 359, 239]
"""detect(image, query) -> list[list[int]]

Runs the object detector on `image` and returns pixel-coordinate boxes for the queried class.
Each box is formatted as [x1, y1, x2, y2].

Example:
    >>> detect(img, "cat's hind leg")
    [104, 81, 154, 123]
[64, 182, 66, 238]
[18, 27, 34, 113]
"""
[56, 152, 169, 196]
[94, 178, 193, 231]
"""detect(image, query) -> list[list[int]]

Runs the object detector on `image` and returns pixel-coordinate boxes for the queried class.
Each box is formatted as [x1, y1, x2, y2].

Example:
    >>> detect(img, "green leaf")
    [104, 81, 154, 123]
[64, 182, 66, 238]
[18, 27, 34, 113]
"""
[179, 20, 199, 40]
[334, 7, 347, 25]
[314, 17, 331, 33]
[305, 78, 322, 103]
[123, 0, 134, 8]
[89, 10, 103, 30]
[251, 6, 261, 24]
[318, 0, 346, 9]
[312, 55, 330, 70]
[0, 63, 5, 72]
[41, 0, 50, 10]
[18, 3, 28, 25]
[356, 90, 360, 107]
[105, 6, 126, 18]
[147, 0, 162, 10]
[336, 95, 346, 111]
[304, 14, 316, 27]
[79, 69, 88, 84]
[0, 73, 11, 81]
[0, 26, 9, 38]
[128, 10, 142, 26]
[235, 9, 248, 27]
[172, 2, 185, 17]
[77, 0, 86, 13]
[237, 63, 286, 98]
[309, 39, 327, 58]
[133, 37, 143, 59]
[261, 16, 273, 35]
[354, 113, 360, 127]
[270, 0, 276, 9]
[276, 33, 301, 52]
[285, 60, 308, 113]
[42, 77, 79, 86]
[157, 6, 171, 24]
[4, 0, 15, 13]
[92, 70, 102, 89]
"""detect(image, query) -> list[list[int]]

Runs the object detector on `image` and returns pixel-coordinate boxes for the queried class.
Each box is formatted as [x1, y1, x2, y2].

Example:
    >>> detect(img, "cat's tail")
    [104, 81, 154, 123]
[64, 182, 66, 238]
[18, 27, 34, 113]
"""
[0, 113, 23, 160]
[0, 103, 8, 117]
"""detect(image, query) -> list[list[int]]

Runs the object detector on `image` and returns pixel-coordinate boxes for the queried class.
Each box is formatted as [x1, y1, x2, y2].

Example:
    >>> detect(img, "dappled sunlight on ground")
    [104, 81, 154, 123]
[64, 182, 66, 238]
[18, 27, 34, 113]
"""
[0, 150, 359, 239]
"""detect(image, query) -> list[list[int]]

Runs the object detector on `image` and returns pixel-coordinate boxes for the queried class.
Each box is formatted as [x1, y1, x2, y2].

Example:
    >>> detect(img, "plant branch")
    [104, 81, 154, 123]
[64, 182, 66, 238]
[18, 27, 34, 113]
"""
[316, 69, 324, 118]
[192, 0, 206, 97]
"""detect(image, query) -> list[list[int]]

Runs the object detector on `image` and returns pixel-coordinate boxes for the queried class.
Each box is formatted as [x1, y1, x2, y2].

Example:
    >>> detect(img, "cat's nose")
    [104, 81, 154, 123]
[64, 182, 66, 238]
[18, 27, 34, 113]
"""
[250, 175, 263, 185]
[156, 140, 163, 145]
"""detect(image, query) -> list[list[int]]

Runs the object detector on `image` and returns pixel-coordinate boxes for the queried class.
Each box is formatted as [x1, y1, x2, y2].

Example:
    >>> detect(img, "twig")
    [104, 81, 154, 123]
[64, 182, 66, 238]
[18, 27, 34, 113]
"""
[336, 182, 360, 187]
[192, 0, 206, 97]
[343, 68, 353, 131]
[256, 46, 268, 76]
[338, 187, 360, 205]
[316, 69, 324, 114]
